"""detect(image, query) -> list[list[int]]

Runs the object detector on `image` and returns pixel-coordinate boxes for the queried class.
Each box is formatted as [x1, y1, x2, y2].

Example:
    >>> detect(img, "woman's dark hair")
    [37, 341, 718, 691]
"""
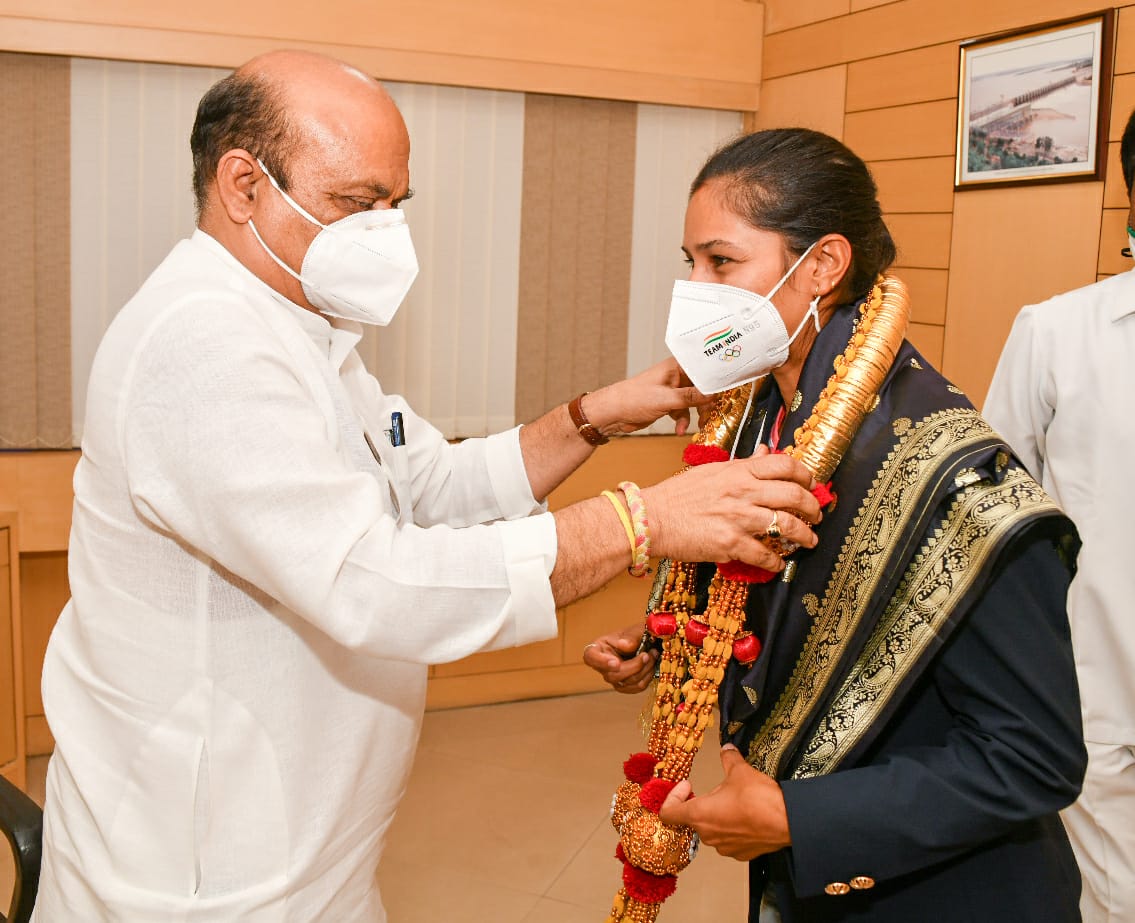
[691, 128, 896, 300]
[190, 71, 295, 217]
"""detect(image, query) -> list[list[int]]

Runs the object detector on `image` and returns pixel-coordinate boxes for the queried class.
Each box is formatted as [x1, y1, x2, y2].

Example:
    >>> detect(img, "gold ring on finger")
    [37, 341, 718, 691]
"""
[765, 511, 781, 540]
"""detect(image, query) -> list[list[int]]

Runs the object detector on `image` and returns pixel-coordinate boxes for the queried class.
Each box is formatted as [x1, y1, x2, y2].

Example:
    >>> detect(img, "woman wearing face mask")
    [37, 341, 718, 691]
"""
[585, 129, 1086, 923]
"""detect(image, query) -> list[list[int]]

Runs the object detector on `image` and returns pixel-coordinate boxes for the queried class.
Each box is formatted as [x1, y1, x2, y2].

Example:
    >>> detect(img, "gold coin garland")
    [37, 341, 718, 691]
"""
[603, 275, 910, 923]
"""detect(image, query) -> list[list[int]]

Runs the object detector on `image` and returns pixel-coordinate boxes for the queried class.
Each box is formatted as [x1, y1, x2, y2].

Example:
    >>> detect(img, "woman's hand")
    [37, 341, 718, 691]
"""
[658, 745, 791, 861]
[582, 623, 657, 693]
[583, 358, 708, 437]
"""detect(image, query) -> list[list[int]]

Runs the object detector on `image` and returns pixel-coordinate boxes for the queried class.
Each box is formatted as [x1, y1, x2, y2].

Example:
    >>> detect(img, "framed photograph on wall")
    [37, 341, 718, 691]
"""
[955, 11, 1114, 189]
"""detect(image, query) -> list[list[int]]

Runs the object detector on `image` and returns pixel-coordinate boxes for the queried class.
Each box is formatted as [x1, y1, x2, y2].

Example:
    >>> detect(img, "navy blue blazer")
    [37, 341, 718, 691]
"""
[752, 534, 1086, 922]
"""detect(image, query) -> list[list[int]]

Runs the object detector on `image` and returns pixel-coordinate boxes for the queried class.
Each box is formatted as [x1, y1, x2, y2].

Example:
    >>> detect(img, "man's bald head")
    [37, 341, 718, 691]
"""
[190, 50, 406, 218]
[190, 50, 413, 312]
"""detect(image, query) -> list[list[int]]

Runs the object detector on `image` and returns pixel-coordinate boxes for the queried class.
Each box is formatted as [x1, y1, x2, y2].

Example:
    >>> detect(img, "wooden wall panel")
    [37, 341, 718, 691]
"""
[944, 182, 1104, 408]
[764, 0, 849, 34]
[895, 267, 949, 325]
[843, 100, 956, 160]
[0, 0, 765, 110]
[19, 551, 68, 754]
[0, 512, 24, 788]
[751, 66, 847, 139]
[871, 157, 955, 213]
[886, 213, 952, 269]
[1104, 141, 1129, 208]
[1099, 208, 1130, 275]
[0, 452, 78, 552]
[846, 43, 958, 112]
[906, 322, 944, 368]
[852, 0, 901, 9]
[1116, 6, 1135, 74]
[1109, 72, 1135, 141]
[0, 533, 15, 768]
[764, 0, 1110, 78]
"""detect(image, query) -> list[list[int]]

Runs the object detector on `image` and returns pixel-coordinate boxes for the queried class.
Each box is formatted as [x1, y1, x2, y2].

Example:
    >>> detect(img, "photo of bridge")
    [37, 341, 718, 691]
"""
[958, 18, 1105, 185]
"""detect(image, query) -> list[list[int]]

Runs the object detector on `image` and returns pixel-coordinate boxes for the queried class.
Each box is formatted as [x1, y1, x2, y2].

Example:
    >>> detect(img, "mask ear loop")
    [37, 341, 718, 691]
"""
[247, 218, 307, 285]
[256, 158, 328, 230]
[248, 159, 335, 298]
[807, 289, 822, 330]
[765, 240, 819, 302]
[729, 379, 761, 461]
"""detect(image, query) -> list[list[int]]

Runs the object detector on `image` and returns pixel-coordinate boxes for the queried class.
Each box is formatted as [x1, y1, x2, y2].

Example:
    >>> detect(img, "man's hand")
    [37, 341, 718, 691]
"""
[658, 745, 791, 862]
[584, 358, 709, 437]
[643, 446, 821, 571]
[582, 623, 657, 693]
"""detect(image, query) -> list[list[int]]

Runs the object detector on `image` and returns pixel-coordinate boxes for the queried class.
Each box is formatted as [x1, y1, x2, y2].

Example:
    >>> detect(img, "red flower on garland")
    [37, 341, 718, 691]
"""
[637, 778, 679, 813]
[682, 444, 729, 467]
[812, 480, 836, 507]
[623, 863, 678, 902]
[623, 752, 659, 784]
[718, 560, 778, 583]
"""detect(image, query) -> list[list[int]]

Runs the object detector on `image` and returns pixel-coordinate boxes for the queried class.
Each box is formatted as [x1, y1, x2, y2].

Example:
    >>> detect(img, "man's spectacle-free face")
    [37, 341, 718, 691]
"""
[245, 53, 413, 308]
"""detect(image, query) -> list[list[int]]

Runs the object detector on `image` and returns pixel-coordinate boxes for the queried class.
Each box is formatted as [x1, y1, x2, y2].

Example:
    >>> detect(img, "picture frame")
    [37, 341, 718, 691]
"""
[955, 11, 1114, 190]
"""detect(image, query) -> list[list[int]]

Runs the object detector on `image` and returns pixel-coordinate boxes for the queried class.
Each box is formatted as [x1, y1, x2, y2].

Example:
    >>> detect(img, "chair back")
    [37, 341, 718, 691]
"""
[0, 774, 42, 923]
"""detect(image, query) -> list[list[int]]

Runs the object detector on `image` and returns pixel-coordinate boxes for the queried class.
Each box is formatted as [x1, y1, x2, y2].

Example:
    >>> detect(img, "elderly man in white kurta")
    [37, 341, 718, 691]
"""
[32, 51, 823, 922]
[984, 106, 1135, 923]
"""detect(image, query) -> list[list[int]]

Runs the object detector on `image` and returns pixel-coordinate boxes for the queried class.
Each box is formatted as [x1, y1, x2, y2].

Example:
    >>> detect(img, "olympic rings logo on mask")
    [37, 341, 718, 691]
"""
[718, 346, 743, 362]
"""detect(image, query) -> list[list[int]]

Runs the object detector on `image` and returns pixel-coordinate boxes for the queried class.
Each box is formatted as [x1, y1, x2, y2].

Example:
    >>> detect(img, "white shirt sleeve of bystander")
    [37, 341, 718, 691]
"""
[983, 304, 1055, 482]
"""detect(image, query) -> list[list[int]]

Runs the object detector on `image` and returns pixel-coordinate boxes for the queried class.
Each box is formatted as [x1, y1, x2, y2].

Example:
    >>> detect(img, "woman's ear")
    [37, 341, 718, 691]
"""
[214, 149, 260, 224]
[812, 233, 853, 302]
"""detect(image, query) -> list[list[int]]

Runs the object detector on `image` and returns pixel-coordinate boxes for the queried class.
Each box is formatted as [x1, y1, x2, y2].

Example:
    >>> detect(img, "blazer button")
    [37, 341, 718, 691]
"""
[849, 876, 876, 890]
[824, 882, 851, 896]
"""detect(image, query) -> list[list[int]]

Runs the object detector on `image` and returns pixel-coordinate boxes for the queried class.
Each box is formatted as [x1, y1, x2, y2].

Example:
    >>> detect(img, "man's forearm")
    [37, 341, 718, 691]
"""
[518, 399, 600, 502]
[549, 495, 632, 607]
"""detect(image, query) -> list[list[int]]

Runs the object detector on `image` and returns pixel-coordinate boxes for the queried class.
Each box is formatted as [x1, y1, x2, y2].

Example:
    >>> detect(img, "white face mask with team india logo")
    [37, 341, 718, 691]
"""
[664, 242, 819, 394]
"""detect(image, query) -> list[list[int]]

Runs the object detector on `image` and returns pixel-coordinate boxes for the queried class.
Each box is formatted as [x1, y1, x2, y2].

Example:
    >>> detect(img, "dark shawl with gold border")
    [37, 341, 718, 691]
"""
[714, 300, 1077, 780]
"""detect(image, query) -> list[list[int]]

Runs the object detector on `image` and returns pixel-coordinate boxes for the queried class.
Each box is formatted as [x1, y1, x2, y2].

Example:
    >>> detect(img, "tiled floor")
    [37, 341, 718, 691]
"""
[378, 691, 747, 920]
[11, 691, 748, 921]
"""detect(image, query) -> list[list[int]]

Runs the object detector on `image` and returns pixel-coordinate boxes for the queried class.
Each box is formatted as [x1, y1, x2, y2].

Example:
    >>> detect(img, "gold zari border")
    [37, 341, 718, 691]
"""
[747, 408, 1003, 775]
[791, 465, 1059, 778]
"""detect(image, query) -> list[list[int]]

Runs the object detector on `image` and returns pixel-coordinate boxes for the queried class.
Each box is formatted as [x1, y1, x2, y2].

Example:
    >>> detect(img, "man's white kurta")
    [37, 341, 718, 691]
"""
[32, 231, 559, 922]
[984, 268, 1135, 747]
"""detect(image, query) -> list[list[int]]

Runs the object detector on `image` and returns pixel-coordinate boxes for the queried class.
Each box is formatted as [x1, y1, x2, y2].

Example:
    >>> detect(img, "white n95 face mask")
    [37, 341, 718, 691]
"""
[664, 242, 819, 395]
[248, 159, 419, 326]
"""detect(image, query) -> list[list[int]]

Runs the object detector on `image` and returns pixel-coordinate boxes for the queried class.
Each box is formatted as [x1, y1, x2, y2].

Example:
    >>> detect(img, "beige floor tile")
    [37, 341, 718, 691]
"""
[381, 744, 613, 896]
[419, 690, 633, 752]
[378, 856, 540, 922]
[428, 695, 658, 788]
[395, 691, 749, 920]
[520, 895, 601, 922]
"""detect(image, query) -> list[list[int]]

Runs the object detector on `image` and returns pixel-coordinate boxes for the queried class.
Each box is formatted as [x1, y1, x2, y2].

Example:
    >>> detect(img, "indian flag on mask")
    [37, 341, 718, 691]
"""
[703, 325, 735, 354]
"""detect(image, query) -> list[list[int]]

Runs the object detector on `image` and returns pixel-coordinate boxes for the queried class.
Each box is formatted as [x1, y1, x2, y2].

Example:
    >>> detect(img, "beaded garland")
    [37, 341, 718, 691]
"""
[603, 275, 910, 923]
